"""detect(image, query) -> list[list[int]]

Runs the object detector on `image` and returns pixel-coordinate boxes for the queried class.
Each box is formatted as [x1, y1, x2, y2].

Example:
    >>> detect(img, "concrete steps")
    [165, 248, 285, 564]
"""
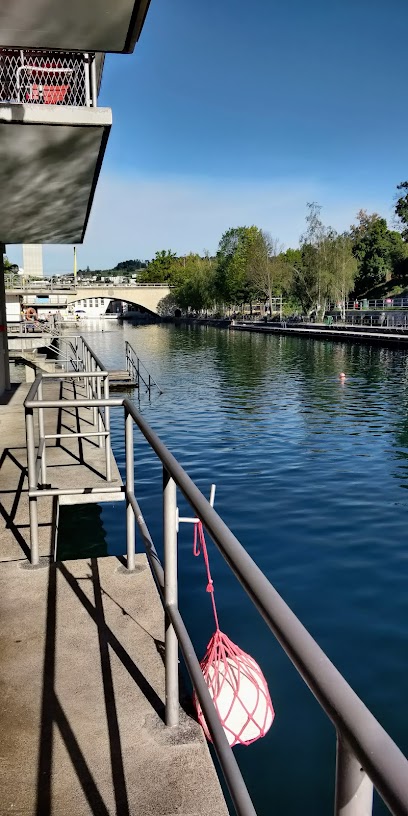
[108, 370, 138, 388]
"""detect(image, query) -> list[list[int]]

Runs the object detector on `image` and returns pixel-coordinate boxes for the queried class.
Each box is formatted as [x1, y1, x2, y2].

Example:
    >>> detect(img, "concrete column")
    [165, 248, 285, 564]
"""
[0, 244, 10, 395]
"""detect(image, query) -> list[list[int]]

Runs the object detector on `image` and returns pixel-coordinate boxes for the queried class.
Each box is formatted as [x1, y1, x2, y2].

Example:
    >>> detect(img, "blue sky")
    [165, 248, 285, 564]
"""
[9, 0, 408, 272]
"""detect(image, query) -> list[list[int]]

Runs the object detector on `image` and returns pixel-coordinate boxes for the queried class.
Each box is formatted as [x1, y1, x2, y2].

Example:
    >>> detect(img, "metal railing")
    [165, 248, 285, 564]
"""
[0, 48, 97, 107]
[343, 299, 408, 310]
[5, 278, 172, 292]
[22, 349, 408, 816]
[125, 340, 162, 394]
[24, 336, 112, 563]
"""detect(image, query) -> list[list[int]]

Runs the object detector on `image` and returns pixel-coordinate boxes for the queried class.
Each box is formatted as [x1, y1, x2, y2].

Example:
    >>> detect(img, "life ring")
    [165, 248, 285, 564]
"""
[26, 307, 37, 319]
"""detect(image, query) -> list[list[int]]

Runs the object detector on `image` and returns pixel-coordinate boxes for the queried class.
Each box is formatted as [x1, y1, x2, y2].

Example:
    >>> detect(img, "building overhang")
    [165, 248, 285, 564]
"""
[0, 0, 151, 53]
[0, 104, 111, 244]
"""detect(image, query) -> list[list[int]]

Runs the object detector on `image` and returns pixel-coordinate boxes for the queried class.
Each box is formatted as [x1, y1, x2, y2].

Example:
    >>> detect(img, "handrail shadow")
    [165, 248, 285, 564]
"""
[0, 446, 30, 559]
[35, 558, 165, 815]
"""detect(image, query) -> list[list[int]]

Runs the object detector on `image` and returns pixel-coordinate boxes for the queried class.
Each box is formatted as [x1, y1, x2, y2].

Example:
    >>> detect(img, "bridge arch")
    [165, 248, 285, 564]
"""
[65, 284, 171, 316]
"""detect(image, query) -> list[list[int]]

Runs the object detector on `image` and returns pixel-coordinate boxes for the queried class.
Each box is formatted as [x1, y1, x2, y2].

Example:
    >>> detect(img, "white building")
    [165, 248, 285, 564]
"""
[22, 245, 44, 278]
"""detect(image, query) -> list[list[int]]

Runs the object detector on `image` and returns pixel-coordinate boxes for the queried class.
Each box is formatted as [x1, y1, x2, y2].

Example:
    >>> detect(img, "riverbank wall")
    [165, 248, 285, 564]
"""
[230, 321, 408, 347]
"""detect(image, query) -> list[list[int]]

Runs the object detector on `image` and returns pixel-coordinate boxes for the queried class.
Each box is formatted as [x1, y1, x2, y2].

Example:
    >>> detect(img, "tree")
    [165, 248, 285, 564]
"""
[246, 231, 291, 315]
[156, 293, 179, 316]
[139, 250, 182, 283]
[286, 204, 357, 318]
[114, 259, 146, 272]
[395, 182, 408, 240]
[330, 234, 357, 319]
[350, 210, 408, 293]
[292, 203, 335, 318]
[213, 226, 261, 306]
[173, 254, 216, 312]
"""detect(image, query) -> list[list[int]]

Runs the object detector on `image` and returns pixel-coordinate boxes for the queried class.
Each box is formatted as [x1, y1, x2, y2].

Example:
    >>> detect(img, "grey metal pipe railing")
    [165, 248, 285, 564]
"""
[125, 488, 257, 816]
[121, 397, 408, 816]
[23, 373, 408, 816]
[24, 337, 114, 566]
[125, 340, 162, 394]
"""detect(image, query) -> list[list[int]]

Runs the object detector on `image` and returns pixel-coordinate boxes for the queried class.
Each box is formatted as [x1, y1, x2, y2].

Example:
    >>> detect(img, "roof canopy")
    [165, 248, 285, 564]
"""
[0, 0, 151, 53]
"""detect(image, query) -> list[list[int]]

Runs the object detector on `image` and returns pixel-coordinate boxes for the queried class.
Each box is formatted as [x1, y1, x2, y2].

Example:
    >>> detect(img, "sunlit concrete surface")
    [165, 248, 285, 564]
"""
[0, 378, 228, 815]
[0, 0, 151, 53]
[0, 554, 228, 815]
[0, 104, 111, 244]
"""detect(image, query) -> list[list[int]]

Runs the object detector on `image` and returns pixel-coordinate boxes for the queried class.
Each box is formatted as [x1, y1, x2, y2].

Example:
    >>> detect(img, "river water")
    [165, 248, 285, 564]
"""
[59, 321, 408, 815]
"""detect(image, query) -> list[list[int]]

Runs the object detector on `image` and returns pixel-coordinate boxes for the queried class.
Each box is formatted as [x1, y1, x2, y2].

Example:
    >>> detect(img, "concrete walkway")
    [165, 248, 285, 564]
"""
[0, 381, 228, 816]
[0, 555, 228, 816]
[230, 320, 408, 346]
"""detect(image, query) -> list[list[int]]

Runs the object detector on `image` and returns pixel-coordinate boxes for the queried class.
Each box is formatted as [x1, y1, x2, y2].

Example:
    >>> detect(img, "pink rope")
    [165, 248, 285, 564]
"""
[192, 521, 275, 746]
[193, 521, 220, 631]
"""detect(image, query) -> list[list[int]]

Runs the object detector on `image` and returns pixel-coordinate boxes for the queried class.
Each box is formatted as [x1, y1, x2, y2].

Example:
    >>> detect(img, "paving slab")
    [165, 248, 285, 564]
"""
[0, 555, 228, 816]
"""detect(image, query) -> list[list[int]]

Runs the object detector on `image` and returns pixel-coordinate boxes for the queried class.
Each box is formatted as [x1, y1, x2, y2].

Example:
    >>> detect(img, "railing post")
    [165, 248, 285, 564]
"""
[25, 407, 39, 565]
[335, 734, 373, 816]
[97, 374, 103, 448]
[125, 408, 135, 570]
[37, 379, 46, 485]
[91, 359, 98, 429]
[90, 53, 97, 107]
[163, 467, 179, 727]
[87, 348, 92, 400]
[104, 374, 112, 482]
[84, 52, 91, 107]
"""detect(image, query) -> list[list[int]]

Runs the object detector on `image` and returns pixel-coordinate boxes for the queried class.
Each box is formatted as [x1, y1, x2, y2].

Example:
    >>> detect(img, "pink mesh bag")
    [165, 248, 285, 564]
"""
[192, 521, 275, 747]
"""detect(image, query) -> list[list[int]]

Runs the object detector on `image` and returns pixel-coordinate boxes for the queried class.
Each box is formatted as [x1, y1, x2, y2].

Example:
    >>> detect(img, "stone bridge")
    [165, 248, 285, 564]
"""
[66, 284, 171, 315]
[6, 284, 172, 316]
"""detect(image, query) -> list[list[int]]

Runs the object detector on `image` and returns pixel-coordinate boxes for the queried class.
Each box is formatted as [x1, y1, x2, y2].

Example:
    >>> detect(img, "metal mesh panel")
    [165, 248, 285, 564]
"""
[0, 49, 94, 106]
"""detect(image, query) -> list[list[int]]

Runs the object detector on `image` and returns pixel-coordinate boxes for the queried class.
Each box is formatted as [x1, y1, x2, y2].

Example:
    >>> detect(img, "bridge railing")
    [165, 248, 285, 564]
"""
[23, 345, 408, 816]
[5, 278, 171, 292]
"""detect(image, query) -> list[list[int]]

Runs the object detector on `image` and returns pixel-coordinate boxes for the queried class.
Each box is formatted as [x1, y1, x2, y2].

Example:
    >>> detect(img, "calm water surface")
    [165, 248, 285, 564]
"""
[63, 322, 408, 815]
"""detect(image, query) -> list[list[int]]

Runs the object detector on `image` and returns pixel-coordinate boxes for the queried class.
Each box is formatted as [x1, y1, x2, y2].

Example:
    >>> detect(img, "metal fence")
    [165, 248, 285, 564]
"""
[5, 278, 171, 291]
[0, 48, 97, 106]
[23, 341, 408, 816]
[125, 340, 162, 394]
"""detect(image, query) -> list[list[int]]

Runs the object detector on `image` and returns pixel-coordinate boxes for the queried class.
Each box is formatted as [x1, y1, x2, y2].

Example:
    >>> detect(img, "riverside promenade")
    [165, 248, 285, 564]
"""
[0, 381, 227, 816]
[230, 320, 408, 346]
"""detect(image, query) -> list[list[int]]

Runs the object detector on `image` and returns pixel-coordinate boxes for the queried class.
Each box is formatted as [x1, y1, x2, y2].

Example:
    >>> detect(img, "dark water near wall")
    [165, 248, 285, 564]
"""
[62, 322, 408, 815]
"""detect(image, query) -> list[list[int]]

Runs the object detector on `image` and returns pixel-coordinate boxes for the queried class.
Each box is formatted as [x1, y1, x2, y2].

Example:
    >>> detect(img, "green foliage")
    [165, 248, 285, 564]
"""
[114, 259, 146, 272]
[213, 226, 262, 304]
[173, 254, 216, 312]
[395, 181, 408, 240]
[245, 231, 292, 313]
[138, 250, 183, 284]
[287, 204, 357, 317]
[350, 210, 408, 294]
[156, 293, 179, 316]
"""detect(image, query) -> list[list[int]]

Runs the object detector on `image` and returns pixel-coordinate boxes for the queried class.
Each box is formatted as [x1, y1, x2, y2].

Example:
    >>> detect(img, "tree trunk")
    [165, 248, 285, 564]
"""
[268, 286, 273, 318]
